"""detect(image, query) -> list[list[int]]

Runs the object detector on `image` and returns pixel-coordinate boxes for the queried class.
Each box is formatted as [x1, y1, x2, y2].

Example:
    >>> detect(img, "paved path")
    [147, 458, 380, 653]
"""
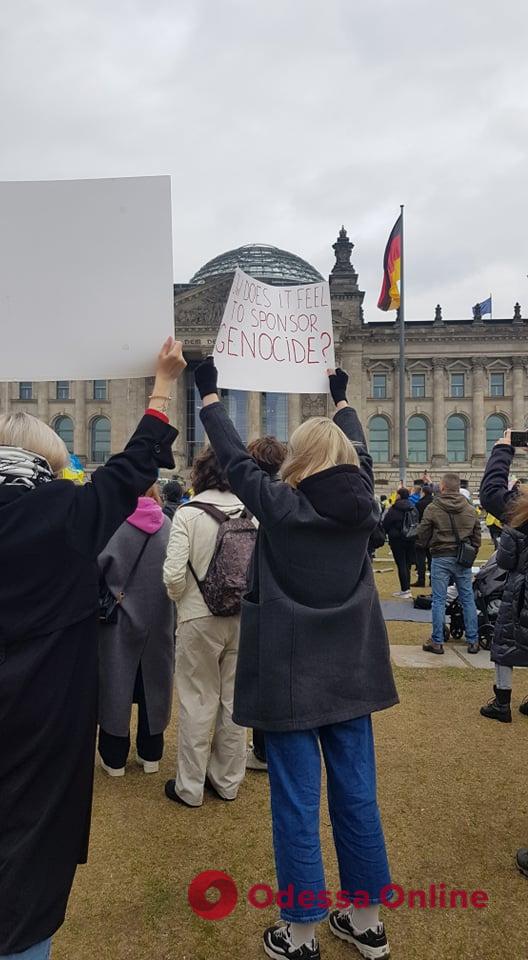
[390, 644, 494, 669]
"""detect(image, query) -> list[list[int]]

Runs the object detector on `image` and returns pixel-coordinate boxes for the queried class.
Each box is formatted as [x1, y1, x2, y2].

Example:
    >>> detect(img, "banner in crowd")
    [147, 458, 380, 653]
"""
[0, 175, 173, 380]
[213, 268, 335, 393]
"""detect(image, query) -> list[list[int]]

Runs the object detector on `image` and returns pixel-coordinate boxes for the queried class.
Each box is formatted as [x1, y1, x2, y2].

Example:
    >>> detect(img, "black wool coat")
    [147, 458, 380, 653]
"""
[200, 402, 398, 732]
[0, 414, 177, 954]
[489, 526, 528, 667]
[480, 443, 528, 667]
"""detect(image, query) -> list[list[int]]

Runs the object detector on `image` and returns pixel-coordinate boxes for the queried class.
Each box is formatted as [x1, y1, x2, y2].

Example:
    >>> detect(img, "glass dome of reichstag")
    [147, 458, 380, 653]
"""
[190, 243, 323, 286]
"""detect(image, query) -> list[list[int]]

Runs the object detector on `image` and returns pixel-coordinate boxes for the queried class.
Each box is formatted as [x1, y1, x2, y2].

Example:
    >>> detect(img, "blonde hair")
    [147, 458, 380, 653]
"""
[281, 417, 359, 488]
[507, 484, 528, 529]
[0, 412, 69, 474]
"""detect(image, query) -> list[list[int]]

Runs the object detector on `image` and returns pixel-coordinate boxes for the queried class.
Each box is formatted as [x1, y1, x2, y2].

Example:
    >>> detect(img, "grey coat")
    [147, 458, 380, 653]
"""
[98, 519, 175, 736]
[200, 402, 398, 732]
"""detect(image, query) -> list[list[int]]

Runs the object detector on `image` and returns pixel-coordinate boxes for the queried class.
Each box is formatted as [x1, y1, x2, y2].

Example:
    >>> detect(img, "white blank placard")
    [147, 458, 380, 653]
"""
[0, 176, 174, 380]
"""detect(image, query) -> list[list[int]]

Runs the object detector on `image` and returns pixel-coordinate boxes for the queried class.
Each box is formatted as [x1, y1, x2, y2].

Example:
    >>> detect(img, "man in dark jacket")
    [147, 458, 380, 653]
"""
[416, 472, 481, 655]
[413, 483, 434, 587]
[162, 478, 183, 519]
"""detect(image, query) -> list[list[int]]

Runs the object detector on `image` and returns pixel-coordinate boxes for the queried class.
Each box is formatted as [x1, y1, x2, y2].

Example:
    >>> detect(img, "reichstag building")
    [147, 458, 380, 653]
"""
[2, 227, 526, 488]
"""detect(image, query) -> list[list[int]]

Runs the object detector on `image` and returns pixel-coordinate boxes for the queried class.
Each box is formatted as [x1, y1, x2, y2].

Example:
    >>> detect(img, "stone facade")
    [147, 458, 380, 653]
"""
[1, 229, 527, 491]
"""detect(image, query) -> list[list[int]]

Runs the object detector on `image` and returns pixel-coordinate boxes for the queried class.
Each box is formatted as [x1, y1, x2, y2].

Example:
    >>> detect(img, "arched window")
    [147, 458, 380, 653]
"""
[369, 416, 390, 463]
[262, 393, 288, 441]
[486, 414, 507, 454]
[447, 414, 468, 463]
[54, 415, 74, 454]
[90, 417, 111, 463]
[408, 415, 428, 463]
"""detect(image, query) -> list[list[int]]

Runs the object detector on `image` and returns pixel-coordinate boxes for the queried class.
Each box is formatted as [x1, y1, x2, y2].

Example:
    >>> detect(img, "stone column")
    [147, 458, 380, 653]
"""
[0, 382, 9, 414]
[288, 394, 302, 436]
[171, 371, 187, 472]
[512, 358, 525, 429]
[247, 392, 261, 442]
[37, 381, 50, 425]
[471, 360, 486, 462]
[74, 381, 87, 460]
[340, 345, 363, 418]
[432, 359, 446, 466]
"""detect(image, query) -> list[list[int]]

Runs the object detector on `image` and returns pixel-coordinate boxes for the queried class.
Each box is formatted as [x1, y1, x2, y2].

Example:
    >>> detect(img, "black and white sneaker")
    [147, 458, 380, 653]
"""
[263, 923, 320, 959]
[329, 910, 390, 959]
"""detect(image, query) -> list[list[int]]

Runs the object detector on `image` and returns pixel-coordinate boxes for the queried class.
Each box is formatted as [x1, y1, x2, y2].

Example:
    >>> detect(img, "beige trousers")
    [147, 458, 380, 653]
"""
[174, 615, 247, 805]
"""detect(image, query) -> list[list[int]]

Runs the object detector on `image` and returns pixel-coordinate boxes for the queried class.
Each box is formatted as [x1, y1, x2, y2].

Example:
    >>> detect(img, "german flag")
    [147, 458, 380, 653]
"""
[377, 214, 402, 311]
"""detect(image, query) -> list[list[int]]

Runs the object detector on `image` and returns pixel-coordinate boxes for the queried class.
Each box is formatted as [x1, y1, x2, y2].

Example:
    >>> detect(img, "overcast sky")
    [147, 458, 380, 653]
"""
[1, 0, 527, 322]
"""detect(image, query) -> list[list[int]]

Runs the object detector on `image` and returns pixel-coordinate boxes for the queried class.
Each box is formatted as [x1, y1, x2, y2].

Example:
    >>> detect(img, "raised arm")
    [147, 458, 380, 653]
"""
[195, 360, 295, 527]
[329, 368, 374, 495]
[480, 430, 516, 522]
[68, 339, 185, 559]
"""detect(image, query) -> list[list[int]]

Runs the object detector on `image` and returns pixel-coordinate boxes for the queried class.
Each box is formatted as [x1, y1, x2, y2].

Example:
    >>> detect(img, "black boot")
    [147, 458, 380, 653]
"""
[516, 848, 528, 878]
[480, 685, 512, 723]
[519, 697, 528, 717]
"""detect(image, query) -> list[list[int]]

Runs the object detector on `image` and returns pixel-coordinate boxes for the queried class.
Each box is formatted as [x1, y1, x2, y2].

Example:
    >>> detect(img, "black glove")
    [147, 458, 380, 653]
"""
[328, 368, 348, 405]
[194, 356, 218, 400]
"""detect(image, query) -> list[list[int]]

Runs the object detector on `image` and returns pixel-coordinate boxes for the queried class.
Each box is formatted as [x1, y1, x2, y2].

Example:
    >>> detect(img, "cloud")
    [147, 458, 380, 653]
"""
[0, 0, 526, 321]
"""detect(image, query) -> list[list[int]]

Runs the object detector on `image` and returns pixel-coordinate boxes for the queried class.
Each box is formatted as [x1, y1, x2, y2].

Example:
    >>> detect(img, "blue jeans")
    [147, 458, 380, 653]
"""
[431, 556, 478, 646]
[265, 716, 391, 923]
[1, 940, 51, 960]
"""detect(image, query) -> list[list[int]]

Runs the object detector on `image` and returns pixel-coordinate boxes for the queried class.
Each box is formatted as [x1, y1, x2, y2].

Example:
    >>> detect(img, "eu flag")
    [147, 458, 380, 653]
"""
[473, 296, 492, 317]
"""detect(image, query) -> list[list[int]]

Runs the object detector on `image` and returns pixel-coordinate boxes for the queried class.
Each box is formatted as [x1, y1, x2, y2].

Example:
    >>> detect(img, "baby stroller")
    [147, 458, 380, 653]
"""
[446, 551, 507, 649]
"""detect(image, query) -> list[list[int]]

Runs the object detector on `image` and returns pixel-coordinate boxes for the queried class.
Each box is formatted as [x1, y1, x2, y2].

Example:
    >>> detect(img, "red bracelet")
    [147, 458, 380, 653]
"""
[145, 408, 169, 423]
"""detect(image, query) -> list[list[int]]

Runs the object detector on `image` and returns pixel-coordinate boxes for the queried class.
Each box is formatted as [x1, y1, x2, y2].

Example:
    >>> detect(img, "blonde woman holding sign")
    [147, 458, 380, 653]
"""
[194, 358, 397, 960]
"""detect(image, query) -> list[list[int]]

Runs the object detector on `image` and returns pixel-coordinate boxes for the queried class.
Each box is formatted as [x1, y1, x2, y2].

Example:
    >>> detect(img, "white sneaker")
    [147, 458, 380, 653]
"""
[100, 758, 125, 777]
[401, 590, 413, 599]
[392, 590, 407, 598]
[246, 746, 268, 771]
[136, 755, 160, 774]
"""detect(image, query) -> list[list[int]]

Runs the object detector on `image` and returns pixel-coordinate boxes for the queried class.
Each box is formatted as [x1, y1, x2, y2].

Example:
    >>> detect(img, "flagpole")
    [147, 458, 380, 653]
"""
[399, 204, 406, 486]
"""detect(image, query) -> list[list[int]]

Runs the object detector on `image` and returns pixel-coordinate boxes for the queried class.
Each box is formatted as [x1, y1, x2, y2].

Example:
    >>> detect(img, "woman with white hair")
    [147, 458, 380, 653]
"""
[0, 339, 185, 960]
[193, 358, 397, 960]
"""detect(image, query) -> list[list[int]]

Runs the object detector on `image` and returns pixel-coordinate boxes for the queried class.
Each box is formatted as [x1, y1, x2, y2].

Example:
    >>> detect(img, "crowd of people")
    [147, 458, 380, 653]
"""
[1, 338, 527, 960]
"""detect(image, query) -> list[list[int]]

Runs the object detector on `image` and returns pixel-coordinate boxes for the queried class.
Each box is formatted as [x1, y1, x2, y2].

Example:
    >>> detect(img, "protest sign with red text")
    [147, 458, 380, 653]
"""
[213, 267, 335, 393]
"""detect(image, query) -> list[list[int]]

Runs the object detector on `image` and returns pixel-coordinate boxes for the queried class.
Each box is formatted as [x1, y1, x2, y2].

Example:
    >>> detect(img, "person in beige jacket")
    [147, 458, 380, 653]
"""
[163, 446, 247, 807]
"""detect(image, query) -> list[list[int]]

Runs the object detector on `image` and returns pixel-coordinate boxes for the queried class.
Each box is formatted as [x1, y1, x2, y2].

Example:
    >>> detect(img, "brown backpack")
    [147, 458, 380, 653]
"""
[181, 502, 257, 617]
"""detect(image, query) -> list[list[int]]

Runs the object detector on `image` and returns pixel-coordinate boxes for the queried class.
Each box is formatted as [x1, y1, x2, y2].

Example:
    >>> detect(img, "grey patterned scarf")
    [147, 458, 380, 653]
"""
[0, 446, 54, 489]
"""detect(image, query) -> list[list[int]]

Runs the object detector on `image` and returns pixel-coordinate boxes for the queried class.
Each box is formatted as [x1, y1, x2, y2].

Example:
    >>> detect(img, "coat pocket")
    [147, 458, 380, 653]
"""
[240, 596, 294, 724]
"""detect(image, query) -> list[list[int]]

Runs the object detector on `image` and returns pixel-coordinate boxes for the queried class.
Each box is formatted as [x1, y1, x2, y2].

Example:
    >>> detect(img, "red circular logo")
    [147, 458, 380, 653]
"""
[188, 870, 238, 920]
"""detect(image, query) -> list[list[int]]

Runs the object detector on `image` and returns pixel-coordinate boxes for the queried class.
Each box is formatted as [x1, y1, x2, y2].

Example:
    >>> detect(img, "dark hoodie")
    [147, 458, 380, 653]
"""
[416, 492, 481, 557]
[382, 498, 418, 540]
[200, 401, 398, 732]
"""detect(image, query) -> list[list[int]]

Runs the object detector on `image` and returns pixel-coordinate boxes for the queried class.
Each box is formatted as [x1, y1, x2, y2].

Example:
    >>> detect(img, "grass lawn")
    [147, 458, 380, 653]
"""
[53, 646, 528, 960]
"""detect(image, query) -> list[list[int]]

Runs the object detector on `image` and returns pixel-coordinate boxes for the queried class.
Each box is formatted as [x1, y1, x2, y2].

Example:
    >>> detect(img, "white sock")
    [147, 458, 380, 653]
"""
[289, 922, 317, 947]
[348, 904, 380, 933]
